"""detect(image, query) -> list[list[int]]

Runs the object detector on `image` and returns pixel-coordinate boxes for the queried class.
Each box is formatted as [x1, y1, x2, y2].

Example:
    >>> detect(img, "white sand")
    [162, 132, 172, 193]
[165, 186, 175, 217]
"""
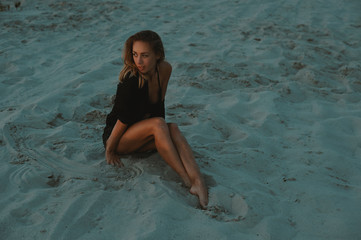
[1, 0, 361, 239]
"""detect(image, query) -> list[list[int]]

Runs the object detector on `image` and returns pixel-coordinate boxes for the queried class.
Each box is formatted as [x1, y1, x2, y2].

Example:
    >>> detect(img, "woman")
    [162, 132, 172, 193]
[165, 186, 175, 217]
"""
[102, 30, 208, 208]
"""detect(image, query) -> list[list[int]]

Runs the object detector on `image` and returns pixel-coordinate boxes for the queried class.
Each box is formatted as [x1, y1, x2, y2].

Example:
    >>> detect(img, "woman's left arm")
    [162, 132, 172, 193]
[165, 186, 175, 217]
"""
[159, 61, 172, 100]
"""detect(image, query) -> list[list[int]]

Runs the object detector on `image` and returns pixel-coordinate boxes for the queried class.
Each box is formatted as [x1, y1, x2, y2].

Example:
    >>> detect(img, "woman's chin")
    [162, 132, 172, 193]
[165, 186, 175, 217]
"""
[139, 69, 147, 74]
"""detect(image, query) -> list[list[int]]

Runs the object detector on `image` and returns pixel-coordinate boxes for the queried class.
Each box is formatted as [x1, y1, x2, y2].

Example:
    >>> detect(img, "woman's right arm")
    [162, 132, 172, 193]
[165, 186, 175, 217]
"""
[105, 75, 138, 166]
[105, 120, 128, 167]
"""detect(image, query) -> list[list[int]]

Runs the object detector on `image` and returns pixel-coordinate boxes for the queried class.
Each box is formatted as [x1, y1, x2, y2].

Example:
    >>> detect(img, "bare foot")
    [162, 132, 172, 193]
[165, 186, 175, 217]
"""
[179, 173, 192, 188]
[184, 178, 192, 188]
[190, 178, 208, 209]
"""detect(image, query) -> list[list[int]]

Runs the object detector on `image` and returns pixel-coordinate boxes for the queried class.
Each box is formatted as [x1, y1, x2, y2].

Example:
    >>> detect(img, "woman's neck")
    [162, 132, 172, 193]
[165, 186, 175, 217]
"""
[143, 67, 157, 81]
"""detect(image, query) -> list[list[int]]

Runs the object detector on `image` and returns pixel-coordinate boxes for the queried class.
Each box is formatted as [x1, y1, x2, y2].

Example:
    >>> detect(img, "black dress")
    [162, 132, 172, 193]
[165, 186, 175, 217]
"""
[102, 71, 165, 147]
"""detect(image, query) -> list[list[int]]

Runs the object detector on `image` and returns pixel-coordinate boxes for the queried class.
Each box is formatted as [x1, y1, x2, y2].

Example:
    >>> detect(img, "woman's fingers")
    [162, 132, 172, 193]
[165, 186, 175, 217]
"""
[106, 152, 124, 167]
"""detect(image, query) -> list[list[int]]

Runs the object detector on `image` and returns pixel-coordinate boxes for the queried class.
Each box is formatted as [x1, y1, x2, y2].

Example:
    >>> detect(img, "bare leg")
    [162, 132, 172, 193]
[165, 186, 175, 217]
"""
[168, 123, 208, 208]
[115, 118, 191, 187]
[111, 118, 207, 207]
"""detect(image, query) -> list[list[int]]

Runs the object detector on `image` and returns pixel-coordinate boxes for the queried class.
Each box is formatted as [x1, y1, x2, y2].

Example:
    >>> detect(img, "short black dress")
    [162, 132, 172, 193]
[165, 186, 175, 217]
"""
[102, 71, 165, 147]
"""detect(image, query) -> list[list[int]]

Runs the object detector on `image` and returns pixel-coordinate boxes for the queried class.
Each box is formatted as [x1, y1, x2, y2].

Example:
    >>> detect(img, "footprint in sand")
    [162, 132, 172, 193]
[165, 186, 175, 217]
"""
[204, 189, 248, 222]
[10, 208, 44, 226]
[89, 93, 113, 109]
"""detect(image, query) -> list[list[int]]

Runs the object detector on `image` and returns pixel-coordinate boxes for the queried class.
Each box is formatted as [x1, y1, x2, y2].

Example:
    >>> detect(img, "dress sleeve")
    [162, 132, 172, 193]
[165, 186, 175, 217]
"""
[112, 76, 138, 125]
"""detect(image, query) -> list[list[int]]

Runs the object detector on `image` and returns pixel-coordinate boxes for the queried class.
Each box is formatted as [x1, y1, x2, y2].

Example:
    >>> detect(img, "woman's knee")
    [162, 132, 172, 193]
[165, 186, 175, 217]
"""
[149, 117, 168, 132]
[167, 122, 181, 135]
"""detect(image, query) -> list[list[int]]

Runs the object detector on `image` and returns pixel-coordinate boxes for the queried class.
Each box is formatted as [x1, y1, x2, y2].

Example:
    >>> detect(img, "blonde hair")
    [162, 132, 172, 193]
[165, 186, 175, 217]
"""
[119, 30, 165, 87]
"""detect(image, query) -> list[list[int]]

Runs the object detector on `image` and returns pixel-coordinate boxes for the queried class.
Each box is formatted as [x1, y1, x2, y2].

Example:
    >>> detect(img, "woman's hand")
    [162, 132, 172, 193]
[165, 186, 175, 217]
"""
[105, 120, 128, 167]
[105, 150, 124, 167]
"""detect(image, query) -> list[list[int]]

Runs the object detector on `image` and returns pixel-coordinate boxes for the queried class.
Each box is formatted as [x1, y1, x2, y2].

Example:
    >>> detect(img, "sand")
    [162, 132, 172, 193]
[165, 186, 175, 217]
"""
[1, 0, 361, 239]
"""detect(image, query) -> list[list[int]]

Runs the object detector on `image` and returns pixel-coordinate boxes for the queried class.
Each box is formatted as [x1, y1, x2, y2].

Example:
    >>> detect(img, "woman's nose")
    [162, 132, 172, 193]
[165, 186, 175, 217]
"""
[137, 57, 143, 64]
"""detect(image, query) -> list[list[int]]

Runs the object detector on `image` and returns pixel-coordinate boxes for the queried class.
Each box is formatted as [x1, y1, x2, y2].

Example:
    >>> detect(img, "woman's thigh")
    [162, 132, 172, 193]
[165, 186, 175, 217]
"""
[116, 117, 165, 154]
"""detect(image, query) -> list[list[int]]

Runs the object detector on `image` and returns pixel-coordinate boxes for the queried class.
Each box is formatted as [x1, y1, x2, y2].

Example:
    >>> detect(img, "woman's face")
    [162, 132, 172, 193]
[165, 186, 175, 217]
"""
[132, 41, 158, 75]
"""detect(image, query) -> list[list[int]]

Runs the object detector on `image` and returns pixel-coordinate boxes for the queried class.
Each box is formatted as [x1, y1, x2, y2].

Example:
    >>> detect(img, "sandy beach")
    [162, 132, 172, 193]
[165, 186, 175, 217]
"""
[1, 0, 361, 239]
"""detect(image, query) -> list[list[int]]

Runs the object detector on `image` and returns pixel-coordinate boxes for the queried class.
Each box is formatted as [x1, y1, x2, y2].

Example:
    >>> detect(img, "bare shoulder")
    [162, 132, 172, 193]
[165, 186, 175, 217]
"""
[158, 61, 172, 77]
[158, 61, 172, 98]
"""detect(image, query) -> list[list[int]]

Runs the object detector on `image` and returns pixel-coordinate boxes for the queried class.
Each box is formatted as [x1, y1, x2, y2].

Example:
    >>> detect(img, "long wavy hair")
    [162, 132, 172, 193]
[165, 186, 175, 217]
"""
[119, 30, 165, 88]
